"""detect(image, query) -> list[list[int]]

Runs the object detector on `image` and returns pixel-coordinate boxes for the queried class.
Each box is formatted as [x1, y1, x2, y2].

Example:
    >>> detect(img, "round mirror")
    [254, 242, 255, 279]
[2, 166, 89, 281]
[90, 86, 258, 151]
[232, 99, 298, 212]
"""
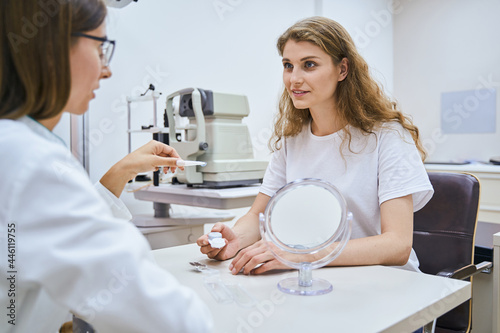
[259, 178, 352, 296]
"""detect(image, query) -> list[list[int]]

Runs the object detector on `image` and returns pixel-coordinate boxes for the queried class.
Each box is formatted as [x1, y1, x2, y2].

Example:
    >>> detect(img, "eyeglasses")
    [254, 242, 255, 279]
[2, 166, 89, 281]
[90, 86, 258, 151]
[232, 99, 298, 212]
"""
[71, 32, 116, 67]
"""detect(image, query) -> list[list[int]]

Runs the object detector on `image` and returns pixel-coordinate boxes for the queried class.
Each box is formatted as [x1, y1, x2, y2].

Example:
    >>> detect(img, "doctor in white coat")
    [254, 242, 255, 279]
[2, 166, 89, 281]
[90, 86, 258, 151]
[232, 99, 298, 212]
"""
[0, 0, 213, 332]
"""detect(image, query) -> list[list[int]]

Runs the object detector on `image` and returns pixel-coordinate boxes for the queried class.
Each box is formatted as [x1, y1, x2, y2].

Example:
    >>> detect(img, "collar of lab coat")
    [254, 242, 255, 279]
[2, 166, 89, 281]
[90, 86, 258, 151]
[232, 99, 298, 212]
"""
[18, 116, 67, 147]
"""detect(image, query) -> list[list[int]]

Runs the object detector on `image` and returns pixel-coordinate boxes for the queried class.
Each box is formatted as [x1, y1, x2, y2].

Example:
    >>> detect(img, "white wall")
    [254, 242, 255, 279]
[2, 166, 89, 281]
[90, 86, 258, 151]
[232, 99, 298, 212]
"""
[54, 0, 394, 215]
[394, 0, 500, 162]
[323, 0, 394, 94]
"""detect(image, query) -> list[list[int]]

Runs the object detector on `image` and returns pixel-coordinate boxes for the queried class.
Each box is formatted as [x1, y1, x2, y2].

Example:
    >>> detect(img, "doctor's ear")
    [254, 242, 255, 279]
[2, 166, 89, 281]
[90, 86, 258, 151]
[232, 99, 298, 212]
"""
[338, 57, 349, 81]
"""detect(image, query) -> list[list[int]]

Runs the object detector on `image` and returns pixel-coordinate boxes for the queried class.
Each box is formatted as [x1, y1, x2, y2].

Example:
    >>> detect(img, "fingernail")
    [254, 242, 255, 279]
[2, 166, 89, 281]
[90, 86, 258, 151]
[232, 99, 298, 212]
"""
[229, 264, 233, 270]
[231, 268, 237, 275]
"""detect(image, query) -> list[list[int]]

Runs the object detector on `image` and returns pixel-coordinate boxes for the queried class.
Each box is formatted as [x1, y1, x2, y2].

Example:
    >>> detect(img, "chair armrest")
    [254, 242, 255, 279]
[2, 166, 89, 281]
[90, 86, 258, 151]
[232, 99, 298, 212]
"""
[437, 261, 492, 280]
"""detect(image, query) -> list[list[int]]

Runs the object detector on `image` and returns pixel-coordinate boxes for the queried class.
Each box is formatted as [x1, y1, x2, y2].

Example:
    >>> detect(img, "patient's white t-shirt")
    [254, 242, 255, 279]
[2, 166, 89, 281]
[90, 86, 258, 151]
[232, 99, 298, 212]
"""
[260, 121, 434, 271]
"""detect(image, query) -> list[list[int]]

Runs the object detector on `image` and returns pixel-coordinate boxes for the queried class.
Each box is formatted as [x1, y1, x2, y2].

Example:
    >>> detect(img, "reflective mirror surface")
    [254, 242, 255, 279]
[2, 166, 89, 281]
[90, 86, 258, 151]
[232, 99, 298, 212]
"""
[271, 184, 342, 249]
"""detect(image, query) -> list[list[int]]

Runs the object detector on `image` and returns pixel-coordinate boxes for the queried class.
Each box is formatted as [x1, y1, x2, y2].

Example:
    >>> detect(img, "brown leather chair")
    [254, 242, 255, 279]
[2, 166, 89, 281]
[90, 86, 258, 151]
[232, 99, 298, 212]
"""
[413, 172, 491, 333]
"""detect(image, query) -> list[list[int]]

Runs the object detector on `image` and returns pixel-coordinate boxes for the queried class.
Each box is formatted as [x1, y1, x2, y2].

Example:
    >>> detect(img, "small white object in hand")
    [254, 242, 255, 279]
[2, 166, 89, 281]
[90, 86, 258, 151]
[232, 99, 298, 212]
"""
[209, 238, 226, 248]
[208, 232, 225, 249]
[176, 160, 207, 167]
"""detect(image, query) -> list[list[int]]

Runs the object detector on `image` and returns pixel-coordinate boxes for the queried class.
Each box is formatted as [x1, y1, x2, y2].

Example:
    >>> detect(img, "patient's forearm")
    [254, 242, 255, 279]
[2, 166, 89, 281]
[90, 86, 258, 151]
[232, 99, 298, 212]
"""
[232, 213, 262, 250]
[326, 233, 412, 267]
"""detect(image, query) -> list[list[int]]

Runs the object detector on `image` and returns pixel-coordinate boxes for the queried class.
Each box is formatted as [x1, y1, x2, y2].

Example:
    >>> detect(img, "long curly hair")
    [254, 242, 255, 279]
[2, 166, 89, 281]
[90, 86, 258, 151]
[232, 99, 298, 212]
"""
[271, 16, 426, 160]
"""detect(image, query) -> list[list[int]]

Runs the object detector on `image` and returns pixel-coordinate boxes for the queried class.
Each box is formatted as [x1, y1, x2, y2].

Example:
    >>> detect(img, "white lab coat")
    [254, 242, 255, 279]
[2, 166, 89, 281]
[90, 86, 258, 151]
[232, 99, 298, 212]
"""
[0, 117, 213, 332]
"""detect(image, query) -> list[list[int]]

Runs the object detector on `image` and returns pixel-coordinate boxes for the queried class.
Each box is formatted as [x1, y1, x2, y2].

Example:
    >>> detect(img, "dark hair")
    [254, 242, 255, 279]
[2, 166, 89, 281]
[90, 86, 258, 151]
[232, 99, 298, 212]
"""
[271, 16, 426, 160]
[0, 0, 107, 121]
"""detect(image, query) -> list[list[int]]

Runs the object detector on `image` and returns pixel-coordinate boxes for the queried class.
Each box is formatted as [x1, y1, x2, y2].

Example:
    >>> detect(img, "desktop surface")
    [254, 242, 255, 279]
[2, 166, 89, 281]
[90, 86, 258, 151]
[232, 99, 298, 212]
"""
[152, 244, 470, 333]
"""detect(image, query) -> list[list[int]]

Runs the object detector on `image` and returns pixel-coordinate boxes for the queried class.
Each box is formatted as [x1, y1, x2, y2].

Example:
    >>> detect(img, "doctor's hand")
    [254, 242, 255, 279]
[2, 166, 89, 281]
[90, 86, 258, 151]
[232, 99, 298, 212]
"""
[197, 223, 240, 261]
[120, 140, 183, 175]
[100, 140, 183, 197]
[229, 240, 289, 275]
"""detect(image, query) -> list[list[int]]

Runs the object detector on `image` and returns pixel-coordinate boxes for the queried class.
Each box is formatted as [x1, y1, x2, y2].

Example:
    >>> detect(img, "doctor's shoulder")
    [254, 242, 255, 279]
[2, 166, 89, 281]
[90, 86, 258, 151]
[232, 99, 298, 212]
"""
[0, 120, 84, 182]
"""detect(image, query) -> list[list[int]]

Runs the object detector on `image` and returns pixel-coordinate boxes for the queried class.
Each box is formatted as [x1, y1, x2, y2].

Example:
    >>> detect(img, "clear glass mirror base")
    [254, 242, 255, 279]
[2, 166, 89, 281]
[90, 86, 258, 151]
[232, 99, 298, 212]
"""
[277, 277, 333, 296]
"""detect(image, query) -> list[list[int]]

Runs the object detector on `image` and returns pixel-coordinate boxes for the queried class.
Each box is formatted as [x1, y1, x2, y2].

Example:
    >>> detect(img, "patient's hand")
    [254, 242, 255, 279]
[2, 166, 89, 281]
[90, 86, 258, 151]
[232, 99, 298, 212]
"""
[197, 222, 239, 261]
[229, 240, 289, 275]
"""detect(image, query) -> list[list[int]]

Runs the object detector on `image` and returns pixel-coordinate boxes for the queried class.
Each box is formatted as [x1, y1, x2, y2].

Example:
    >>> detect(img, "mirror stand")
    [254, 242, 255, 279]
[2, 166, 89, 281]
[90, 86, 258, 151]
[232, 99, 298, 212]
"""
[277, 262, 333, 295]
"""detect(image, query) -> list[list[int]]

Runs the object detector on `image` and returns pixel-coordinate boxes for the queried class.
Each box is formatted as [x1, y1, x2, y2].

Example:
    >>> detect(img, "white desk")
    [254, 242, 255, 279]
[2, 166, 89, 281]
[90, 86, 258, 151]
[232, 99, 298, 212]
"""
[153, 244, 471, 333]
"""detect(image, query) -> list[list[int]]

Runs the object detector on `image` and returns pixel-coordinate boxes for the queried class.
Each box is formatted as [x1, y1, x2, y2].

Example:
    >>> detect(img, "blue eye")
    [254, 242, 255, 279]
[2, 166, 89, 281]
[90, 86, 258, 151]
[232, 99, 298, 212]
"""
[305, 61, 316, 68]
[283, 62, 293, 69]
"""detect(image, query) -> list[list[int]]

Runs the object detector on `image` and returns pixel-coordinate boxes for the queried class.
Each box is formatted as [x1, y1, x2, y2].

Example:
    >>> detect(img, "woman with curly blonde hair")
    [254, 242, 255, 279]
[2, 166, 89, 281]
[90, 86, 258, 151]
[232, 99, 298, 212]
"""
[198, 17, 433, 276]
[272, 17, 426, 160]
